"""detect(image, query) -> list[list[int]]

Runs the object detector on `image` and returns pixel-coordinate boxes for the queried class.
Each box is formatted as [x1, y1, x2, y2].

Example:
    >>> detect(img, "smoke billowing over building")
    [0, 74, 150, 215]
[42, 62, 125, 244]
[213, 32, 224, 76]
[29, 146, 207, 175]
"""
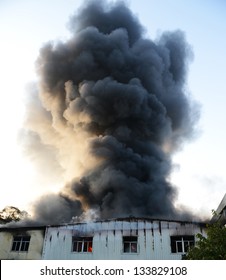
[23, 1, 199, 224]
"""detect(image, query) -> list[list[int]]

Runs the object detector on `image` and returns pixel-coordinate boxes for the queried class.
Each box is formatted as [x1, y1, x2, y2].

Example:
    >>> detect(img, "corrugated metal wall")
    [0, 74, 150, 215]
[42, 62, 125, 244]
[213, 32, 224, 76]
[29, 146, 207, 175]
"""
[42, 219, 206, 260]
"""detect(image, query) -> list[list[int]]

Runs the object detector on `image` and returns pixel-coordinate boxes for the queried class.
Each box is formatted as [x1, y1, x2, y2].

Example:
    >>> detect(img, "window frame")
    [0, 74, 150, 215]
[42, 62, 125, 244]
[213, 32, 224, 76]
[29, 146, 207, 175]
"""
[123, 236, 138, 253]
[170, 235, 195, 254]
[72, 236, 93, 253]
[11, 235, 31, 252]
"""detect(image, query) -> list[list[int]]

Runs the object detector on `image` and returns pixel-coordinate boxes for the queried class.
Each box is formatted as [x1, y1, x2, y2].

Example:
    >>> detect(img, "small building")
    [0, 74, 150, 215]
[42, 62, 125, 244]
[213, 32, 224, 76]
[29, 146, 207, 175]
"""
[211, 193, 226, 225]
[42, 217, 206, 260]
[0, 226, 46, 260]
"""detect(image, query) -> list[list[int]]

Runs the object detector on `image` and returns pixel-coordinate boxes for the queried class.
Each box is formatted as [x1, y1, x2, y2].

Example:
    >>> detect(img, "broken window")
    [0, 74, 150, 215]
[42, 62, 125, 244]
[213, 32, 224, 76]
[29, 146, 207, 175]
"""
[72, 237, 93, 253]
[11, 236, 31, 252]
[123, 236, 138, 253]
[170, 235, 195, 253]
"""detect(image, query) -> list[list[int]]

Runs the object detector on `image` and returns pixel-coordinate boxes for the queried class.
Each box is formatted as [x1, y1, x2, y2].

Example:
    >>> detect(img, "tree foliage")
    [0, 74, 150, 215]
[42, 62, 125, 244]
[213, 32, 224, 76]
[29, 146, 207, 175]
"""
[0, 206, 28, 224]
[185, 220, 226, 260]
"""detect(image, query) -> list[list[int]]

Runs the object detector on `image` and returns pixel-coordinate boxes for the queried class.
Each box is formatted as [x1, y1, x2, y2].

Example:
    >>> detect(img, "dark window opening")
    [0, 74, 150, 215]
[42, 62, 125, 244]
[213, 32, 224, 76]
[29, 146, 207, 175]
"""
[11, 236, 31, 252]
[72, 237, 93, 253]
[171, 235, 195, 253]
[123, 236, 138, 253]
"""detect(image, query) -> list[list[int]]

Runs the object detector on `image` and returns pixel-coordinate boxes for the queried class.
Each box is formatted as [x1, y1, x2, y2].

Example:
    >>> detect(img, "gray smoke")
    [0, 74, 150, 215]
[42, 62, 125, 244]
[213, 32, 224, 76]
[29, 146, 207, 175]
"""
[23, 0, 199, 224]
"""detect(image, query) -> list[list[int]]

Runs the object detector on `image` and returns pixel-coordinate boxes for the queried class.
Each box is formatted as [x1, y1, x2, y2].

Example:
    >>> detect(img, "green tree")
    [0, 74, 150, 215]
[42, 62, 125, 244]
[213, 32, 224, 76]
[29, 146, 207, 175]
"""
[0, 206, 28, 224]
[185, 221, 226, 260]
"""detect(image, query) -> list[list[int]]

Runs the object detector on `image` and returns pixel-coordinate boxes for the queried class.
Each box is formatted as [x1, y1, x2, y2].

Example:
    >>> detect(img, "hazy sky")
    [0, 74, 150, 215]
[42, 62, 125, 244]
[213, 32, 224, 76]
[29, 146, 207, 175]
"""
[0, 0, 225, 218]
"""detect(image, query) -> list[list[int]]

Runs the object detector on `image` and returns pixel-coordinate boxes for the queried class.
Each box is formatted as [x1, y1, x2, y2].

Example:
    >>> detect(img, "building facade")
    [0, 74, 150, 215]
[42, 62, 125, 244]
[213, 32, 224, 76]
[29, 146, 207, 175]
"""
[211, 194, 226, 225]
[0, 218, 207, 260]
[0, 226, 45, 260]
[42, 218, 206, 260]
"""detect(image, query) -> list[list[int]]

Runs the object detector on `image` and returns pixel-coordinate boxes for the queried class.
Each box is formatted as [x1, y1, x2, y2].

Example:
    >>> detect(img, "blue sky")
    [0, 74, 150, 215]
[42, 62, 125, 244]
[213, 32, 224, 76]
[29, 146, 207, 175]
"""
[0, 0, 225, 218]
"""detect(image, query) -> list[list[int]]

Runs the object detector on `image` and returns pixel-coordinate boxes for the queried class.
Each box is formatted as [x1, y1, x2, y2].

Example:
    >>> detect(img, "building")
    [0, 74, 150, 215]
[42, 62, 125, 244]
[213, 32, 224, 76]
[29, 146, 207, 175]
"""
[3, 194, 226, 260]
[42, 217, 206, 260]
[0, 217, 207, 260]
[0, 225, 46, 260]
[211, 193, 226, 225]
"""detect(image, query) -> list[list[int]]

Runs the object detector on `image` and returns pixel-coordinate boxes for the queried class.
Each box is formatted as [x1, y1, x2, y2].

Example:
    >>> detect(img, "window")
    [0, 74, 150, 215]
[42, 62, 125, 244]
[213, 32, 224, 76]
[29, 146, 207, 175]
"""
[72, 237, 93, 253]
[11, 236, 31, 252]
[123, 236, 138, 253]
[170, 235, 195, 253]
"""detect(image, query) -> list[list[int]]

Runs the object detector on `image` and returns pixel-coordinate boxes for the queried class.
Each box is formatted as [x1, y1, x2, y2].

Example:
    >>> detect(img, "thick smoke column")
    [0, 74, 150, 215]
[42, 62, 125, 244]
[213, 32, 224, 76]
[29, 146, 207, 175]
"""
[24, 1, 199, 224]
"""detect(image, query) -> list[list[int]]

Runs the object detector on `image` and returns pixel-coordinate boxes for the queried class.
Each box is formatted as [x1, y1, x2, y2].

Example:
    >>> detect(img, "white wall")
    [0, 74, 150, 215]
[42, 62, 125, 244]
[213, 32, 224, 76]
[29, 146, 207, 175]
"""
[42, 219, 206, 260]
[0, 228, 45, 260]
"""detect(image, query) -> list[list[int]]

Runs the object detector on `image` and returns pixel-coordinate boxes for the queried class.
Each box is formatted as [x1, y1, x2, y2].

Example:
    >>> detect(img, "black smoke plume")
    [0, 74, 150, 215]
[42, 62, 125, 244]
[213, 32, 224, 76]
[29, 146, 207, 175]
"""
[23, 0, 199, 224]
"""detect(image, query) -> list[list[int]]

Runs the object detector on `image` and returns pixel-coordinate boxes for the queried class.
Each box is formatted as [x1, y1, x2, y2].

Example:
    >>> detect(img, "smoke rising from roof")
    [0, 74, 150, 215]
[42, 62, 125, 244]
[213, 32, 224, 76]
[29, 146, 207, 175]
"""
[23, 0, 199, 224]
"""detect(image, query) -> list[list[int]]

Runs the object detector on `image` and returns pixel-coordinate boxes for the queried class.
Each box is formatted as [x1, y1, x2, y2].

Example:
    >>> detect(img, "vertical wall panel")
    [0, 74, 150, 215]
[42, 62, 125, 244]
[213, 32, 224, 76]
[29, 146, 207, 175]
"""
[41, 219, 206, 260]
